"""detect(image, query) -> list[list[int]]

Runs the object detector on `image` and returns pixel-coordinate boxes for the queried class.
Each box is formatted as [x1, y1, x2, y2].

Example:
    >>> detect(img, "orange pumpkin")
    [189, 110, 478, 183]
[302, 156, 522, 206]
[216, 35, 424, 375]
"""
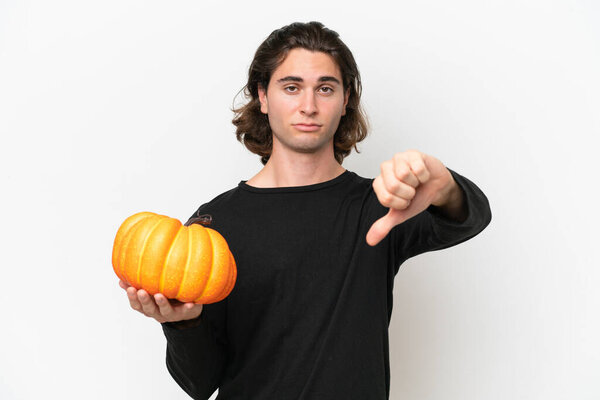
[112, 211, 236, 304]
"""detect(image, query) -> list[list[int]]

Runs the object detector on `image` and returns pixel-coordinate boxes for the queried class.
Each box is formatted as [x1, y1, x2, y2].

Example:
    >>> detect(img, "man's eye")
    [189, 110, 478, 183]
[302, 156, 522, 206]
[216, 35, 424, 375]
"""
[320, 87, 334, 93]
[284, 86, 298, 92]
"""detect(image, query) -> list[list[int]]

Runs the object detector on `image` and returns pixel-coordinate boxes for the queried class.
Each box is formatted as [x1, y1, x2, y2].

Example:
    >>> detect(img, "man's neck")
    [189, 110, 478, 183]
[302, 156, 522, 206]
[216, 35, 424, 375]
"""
[246, 149, 346, 188]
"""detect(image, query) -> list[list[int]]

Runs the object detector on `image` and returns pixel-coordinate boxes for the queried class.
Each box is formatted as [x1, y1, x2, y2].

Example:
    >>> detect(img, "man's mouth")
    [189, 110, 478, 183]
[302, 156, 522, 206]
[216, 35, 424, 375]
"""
[293, 123, 322, 131]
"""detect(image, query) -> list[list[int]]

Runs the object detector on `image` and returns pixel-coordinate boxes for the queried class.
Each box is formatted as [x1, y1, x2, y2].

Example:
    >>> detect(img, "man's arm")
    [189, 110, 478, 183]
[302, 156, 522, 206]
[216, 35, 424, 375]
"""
[366, 149, 487, 246]
[119, 280, 226, 399]
[388, 166, 492, 266]
[162, 309, 227, 400]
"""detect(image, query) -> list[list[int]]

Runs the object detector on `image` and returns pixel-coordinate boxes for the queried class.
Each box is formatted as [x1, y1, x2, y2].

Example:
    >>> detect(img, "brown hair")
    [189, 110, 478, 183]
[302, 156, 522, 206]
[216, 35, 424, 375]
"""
[231, 21, 369, 165]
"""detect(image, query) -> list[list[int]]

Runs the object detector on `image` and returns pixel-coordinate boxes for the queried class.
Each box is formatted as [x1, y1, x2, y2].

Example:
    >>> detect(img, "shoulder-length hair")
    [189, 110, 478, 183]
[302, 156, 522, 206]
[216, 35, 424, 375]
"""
[231, 21, 369, 165]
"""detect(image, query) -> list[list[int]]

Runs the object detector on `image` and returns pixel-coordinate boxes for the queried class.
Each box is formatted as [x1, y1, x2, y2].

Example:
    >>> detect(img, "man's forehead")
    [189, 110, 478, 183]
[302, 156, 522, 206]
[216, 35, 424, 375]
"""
[271, 49, 343, 83]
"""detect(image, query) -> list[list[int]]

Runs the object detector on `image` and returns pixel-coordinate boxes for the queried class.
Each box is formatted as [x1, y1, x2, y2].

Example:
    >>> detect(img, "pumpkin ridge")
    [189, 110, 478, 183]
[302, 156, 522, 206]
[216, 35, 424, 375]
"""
[158, 222, 183, 294]
[174, 224, 199, 300]
[193, 226, 214, 302]
[136, 217, 167, 287]
[122, 215, 159, 286]
[217, 252, 237, 302]
[209, 244, 235, 303]
[113, 212, 153, 282]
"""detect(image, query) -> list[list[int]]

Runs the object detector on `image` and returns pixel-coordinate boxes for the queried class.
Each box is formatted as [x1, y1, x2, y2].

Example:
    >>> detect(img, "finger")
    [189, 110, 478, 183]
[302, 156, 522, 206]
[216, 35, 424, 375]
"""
[382, 160, 417, 201]
[118, 280, 130, 290]
[405, 150, 431, 184]
[366, 208, 407, 246]
[162, 297, 204, 322]
[180, 302, 204, 320]
[367, 180, 438, 246]
[126, 286, 143, 312]
[373, 175, 412, 210]
[177, 301, 203, 315]
[137, 289, 159, 316]
[392, 153, 420, 188]
[154, 294, 176, 319]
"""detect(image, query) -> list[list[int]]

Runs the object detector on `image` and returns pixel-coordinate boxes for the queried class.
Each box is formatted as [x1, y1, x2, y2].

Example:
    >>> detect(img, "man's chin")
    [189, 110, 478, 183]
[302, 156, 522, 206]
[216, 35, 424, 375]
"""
[272, 133, 335, 156]
[289, 141, 332, 155]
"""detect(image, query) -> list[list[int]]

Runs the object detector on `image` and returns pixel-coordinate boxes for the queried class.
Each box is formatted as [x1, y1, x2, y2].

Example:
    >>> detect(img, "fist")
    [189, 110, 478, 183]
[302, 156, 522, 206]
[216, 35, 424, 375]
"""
[366, 150, 454, 246]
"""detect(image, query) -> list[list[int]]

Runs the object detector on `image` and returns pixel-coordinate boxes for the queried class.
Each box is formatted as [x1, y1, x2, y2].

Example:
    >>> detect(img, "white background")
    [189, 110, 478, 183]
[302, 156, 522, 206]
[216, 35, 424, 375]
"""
[1, 0, 598, 399]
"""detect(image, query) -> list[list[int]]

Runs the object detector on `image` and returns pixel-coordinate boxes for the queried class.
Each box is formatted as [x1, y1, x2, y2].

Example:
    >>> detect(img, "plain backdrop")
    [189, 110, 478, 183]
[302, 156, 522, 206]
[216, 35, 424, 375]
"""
[1, 0, 598, 399]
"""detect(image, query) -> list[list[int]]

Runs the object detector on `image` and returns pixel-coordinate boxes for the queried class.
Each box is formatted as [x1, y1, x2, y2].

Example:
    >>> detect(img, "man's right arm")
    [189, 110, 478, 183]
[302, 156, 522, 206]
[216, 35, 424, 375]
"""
[161, 311, 227, 400]
[120, 280, 227, 400]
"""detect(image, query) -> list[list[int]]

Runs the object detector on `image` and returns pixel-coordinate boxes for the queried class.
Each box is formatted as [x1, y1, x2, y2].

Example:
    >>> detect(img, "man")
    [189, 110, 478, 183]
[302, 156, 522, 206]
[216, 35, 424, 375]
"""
[120, 21, 492, 399]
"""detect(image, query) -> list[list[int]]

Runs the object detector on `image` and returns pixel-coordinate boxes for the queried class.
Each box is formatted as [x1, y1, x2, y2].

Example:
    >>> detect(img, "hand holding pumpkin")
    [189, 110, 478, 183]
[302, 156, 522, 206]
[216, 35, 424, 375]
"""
[119, 279, 203, 324]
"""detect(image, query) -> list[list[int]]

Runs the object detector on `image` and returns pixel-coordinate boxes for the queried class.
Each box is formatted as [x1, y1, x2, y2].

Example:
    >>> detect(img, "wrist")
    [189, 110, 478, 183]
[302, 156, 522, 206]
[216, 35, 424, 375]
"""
[430, 179, 468, 222]
[431, 173, 458, 207]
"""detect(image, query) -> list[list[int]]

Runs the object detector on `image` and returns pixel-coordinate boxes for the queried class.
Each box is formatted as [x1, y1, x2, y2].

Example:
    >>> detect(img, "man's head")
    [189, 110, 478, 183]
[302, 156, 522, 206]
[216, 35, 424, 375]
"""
[232, 21, 369, 165]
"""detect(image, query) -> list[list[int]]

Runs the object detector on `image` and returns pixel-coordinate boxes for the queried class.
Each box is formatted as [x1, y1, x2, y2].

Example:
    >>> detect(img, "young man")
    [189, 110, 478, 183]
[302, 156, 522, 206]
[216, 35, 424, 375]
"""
[120, 21, 491, 399]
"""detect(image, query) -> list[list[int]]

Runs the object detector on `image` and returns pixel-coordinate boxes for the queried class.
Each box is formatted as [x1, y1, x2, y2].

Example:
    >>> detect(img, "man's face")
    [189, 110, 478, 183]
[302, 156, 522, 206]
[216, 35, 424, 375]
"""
[258, 48, 350, 158]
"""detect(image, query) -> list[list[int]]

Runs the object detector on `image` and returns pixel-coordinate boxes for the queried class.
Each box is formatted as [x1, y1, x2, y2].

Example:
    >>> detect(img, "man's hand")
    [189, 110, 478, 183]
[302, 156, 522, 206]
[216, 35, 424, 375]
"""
[119, 280, 204, 324]
[366, 150, 463, 246]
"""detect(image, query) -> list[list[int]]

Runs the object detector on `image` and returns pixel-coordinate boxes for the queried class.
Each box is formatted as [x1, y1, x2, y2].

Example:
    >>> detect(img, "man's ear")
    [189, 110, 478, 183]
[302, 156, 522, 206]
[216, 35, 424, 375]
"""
[258, 84, 268, 114]
[342, 87, 350, 116]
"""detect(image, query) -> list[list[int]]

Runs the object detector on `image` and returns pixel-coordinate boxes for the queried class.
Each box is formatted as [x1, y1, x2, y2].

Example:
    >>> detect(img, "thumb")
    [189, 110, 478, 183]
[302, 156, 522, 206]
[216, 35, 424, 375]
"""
[366, 208, 410, 246]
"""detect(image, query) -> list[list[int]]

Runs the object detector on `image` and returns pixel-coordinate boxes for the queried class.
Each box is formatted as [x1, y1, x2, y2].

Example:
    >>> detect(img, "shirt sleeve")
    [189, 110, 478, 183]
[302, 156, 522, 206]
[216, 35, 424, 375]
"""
[159, 205, 228, 400]
[160, 299, 228, 400]
[390, 167, 492, 272]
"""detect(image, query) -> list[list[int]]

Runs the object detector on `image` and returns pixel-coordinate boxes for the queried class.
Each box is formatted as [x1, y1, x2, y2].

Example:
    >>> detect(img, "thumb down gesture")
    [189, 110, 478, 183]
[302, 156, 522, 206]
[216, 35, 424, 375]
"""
[366, 150, 465, 246]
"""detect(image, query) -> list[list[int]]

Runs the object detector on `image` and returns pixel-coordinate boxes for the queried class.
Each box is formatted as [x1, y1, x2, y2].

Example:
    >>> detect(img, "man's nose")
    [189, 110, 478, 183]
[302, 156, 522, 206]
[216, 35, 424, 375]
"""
[300, 91, 318, 115]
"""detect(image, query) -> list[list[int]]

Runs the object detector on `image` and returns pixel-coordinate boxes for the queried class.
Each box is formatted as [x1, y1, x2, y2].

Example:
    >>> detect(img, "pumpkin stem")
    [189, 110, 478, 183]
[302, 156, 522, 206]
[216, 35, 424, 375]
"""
[185, 214, 212, 227]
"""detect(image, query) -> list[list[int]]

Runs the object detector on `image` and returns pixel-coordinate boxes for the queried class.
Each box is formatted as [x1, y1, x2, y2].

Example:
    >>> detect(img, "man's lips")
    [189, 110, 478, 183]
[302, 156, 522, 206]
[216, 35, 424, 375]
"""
[293, 123, 322, 132]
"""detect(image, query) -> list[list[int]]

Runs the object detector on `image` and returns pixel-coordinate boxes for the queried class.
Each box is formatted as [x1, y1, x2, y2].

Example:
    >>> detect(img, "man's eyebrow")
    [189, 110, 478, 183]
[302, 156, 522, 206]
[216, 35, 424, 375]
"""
[276, 76, 342, 85]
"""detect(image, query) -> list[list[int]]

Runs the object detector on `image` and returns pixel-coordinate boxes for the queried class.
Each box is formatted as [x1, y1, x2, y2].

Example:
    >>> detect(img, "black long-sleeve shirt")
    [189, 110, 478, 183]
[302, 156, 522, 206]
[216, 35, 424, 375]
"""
[161, 168, 492, 399]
